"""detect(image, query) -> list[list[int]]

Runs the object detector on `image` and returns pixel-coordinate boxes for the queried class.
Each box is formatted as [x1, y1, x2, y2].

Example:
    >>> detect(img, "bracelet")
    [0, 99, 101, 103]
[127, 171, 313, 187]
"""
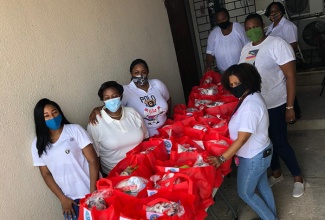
[286, 106, 294, 110]
[219, 155, 226, 164]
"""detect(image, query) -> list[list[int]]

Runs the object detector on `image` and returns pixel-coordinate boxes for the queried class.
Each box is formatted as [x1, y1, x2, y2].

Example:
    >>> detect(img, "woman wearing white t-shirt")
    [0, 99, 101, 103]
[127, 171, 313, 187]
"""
[87, 81, 149, 176]
[205, 8, 249, 73]
[89, 59, 171, 137]
[239, 13, 304, 198]
[31, 98, 99, 220]
[208, 63, 276, 220]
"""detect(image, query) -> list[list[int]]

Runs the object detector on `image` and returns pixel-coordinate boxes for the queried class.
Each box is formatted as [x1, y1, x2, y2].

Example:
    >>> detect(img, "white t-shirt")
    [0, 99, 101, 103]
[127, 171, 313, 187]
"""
[206, 22, 249, 72]
[31, 124, 92, 200]
[239, 36, 295, 109]
[266, 17, 298, 44]
[122, 79, 170, 137]
[87, 106, 149, 175]
[229, 93, 271, 158]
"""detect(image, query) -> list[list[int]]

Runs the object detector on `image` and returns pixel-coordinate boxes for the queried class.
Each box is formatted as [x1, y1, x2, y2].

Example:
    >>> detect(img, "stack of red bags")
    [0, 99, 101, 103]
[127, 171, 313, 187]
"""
[78, 71, 238, 220]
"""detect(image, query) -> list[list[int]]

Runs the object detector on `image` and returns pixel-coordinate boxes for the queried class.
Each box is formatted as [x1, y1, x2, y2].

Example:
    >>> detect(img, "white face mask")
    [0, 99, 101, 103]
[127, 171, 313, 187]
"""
[104, 97, 121, 112]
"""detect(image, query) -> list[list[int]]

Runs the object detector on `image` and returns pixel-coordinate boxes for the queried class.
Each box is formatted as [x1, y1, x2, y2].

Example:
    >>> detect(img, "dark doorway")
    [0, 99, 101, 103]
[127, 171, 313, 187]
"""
[165, 0, 202, 103]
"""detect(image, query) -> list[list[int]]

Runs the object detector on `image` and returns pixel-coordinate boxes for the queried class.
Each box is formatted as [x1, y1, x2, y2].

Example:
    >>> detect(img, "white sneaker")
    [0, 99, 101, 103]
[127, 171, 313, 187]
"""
[268, 174, 284, 187]
[293, 180, 305, 197]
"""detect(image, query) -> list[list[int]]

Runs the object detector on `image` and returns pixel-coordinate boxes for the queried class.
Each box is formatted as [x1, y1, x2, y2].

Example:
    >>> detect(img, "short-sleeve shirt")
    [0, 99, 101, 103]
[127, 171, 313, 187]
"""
[239, 36, 295, 109]
[31, 124, 92, 200]
[87, 106, 149, 175]
[229, 93, 271, 158]
[122, 79, 170, 137]
[266, 17, 298, 44]
[206, 22, 249, 72]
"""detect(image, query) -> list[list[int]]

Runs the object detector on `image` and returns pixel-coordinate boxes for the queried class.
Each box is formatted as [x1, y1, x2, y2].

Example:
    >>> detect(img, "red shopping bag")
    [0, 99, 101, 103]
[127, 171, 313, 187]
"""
[170, 136, 204, 160]
[126, 139, 169, 170]
[204, 100, 238, 116]
[79, 193, 120, 220]
[143, 192, 199, 220]
[158, 121, 185, 139]
[200, 70, 222, 85]
[203, 133, 233, 177]
[155, 158, 216, 209]
[107, 154, 154, 179]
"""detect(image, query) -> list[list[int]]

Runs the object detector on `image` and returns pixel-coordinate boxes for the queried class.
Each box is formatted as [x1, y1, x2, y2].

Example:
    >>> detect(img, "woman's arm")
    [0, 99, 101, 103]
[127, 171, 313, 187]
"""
[88, 106, 103, 125]
[207, 131, 251, 167]
[82, 144, 99, 193]
[280, 60, 296, 123]
[39, 166, 77, 218]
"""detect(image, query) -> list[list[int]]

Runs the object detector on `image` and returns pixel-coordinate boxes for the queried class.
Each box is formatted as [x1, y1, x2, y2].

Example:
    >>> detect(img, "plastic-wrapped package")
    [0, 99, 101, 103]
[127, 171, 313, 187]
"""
[120, 165, 138, 176]
[192, 124, 208, 132]
[140, 147, 156, 154]
[199, 86, 218, 95]
[212, 120, 226, 129]
[194, 99, 212, 108]
[178, 143, 197, 153]
[115, 176, 148, 196]
[193, 155, 209, 167]
[209, 139, 229, 146]
[146, 201, 185, 217]
[85, 189, 112, 210]
[206, 101, 224, 108]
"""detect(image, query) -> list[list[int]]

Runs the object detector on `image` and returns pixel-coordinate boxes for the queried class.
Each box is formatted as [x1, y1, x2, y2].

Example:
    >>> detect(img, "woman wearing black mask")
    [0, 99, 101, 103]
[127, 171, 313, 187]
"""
[207, 63, 277, 220]
[206, 8, 248, 73]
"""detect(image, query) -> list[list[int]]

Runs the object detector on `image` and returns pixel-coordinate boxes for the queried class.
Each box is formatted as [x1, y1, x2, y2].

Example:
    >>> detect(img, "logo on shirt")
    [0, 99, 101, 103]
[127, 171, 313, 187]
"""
[245, 49, 259, 66]
[65, 149, 70, 154]
[141, 96, 164, 125]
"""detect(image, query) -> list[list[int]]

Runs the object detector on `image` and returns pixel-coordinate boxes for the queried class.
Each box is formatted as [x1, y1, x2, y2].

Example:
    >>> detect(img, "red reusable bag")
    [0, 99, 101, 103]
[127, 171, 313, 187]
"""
[126, 139, 169, 170]
[200, 70, 222, 85]
[203, 133, 233, 177]
[204, 101, 238, 116]
[143, 192, 198, 220]
[107, 154, 154, 179]
[79, 193, 121, 220]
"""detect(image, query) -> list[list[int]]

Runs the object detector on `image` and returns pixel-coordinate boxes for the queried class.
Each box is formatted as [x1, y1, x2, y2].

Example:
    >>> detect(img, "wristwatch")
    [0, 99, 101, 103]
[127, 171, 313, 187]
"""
[219, 155, 226, 164]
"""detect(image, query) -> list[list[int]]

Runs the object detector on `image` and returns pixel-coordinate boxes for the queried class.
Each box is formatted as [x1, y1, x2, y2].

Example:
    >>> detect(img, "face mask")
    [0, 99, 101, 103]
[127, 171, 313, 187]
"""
[229, 83, 246, 98]
[132, 76, 148, 86]
[270, 12, 281, 22]
[104, 97, 121, 113]
[246, 27, 264, 42]
[45, 114, 62, 130]
[218, 20, 230, 30]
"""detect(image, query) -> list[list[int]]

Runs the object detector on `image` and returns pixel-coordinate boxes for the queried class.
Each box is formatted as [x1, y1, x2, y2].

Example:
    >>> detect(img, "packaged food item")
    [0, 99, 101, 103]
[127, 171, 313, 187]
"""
[140, 147, 156, 154]
[115, 176, 148, 196]
[85, 189, 112, 210]
[199, 86, 218, 95]
[209, 139, 229, 146]
[194, 99, 212, 108]
[212, 120, 226, 128]
[206, 101, 224, 108]
[120, 165, 138, 176]
[193, 155, 209, 167]
[178, 144, 197, 153]
[193, 124, 208, 132]
[146, 201, 185, 217]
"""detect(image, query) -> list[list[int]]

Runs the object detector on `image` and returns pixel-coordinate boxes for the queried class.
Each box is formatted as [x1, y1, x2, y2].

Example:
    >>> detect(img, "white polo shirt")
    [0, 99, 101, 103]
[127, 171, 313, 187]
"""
[206, 22, 249, 72]
[239, 36, 295, 109]
[87, 106, 149, 175]
[31, 124, 92, 200]
[122, 79, 170, 137]
[229, 93, 270, 158]
[266, 17, 298, 44]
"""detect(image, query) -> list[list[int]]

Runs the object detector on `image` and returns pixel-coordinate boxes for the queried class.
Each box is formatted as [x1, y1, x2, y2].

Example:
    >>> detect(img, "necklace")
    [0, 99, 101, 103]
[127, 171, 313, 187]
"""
[108, 111, 122, 118]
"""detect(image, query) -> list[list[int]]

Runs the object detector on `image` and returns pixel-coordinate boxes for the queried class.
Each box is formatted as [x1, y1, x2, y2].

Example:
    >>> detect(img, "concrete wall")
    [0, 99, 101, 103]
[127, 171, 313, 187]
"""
[0, 0, 184, 219]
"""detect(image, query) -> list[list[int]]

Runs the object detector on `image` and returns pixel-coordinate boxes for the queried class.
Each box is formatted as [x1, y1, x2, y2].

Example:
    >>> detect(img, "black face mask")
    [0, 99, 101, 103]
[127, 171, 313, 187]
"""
[218, 20, 230, 30]
[229, 83, 246, 98]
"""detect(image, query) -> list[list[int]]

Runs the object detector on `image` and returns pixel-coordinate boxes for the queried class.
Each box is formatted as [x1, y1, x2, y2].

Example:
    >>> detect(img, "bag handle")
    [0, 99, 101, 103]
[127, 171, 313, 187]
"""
[166, 173, 193, 194]
[96, 178, 113, 190]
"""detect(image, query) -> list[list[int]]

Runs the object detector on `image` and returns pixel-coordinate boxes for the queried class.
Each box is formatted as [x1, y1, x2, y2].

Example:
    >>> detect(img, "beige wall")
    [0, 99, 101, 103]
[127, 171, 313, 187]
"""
[0, 0, 184, 219]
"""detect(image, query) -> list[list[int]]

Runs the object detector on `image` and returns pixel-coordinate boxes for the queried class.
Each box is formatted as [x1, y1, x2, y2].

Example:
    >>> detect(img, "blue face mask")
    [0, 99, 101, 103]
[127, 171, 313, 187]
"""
[104, 97, 121, 113]
[45, 114, 62, 130]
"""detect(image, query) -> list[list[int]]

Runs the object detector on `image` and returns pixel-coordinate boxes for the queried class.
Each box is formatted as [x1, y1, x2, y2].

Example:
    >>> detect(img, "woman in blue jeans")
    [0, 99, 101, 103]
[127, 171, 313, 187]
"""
[208, 63, 277, 220]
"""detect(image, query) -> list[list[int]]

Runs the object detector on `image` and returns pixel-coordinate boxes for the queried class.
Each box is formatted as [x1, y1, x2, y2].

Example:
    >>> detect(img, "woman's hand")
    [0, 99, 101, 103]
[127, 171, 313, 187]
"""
[285, 108, 296, 124]
[60, 196, 78, 220]
[89, 107, 102, 125]
[206, 156, 222, 168]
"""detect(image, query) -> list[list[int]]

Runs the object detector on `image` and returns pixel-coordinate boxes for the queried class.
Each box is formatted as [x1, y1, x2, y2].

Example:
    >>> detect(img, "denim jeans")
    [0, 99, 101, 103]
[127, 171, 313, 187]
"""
[237, 144, 277, 220]
[268, 103, 302, 177]
[63, 199, 79, 220]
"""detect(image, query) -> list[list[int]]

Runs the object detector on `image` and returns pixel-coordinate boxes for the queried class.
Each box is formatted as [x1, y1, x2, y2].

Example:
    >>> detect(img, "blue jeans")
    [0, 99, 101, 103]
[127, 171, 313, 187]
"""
[268, 104, 302, 177]
[63, 199, 79, 220]
[237, 145, 277, 220]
